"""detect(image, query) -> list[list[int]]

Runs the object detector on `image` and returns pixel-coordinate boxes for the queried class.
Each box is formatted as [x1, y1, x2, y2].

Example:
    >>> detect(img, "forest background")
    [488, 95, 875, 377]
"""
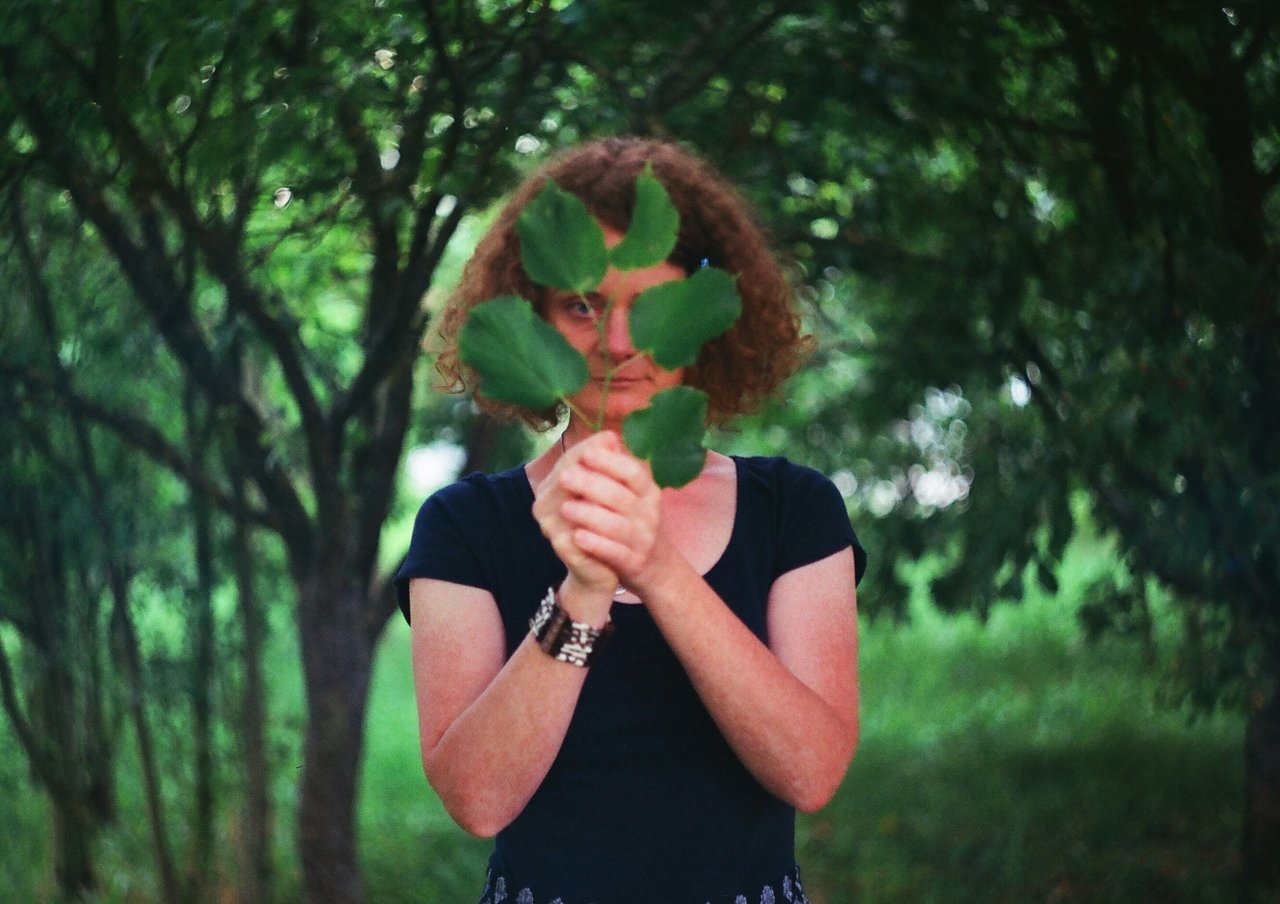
[0, 1, 1276, 902]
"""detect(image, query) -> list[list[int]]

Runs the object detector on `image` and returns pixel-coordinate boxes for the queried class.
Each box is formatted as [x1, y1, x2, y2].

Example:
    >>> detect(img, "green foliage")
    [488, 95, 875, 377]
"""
[460, 176, 742, 486]
[606, 169, 680, 270]
[458, 296, 589, 409]
[515, 183, 609, 293]
[628, 267, 742, 370]
[677, 2, 1280, 726]
[621, 387, 710, 489]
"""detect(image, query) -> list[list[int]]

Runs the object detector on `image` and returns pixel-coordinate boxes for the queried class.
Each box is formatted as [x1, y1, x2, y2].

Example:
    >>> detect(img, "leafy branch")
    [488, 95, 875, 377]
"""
[458, 169, 740, 487]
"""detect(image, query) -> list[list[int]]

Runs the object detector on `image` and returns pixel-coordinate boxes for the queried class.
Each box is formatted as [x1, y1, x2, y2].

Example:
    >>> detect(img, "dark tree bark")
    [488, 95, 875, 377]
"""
[1244, 688, 1280, 902]
[231, 460, 273, 904]
[294, 569, 377, 903]
[186, 390, 218, 901]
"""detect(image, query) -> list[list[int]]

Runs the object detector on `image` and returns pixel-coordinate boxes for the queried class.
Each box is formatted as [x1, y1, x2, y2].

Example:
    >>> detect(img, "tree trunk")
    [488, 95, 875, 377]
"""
[110, 573, 181, 903]
[50, 797, 98, 899]
[295, 565, 375, 904]
[233, 475, 273, 904]
[0, 638, 106, 901]
[1243, 684, 1280, 903]
[188, 417, 217, 899]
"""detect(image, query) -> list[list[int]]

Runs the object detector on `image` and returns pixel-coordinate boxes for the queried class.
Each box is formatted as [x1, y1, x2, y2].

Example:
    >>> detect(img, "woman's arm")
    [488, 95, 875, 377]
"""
[558, 435, 860, 810]
[409, 576, 610, 837]
[642, 547, 859, 811]
[411, 438, 629, 836]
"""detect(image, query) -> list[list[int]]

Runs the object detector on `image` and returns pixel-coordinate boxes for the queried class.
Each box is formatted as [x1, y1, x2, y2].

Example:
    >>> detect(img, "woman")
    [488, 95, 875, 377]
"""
[397, 137, 866, 904]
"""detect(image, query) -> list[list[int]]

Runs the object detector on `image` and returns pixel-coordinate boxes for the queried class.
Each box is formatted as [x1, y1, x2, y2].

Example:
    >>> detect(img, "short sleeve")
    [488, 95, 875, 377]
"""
[393, 467, 560, 627]
[403, 485, 488, 577]
[773, 461, 866, 585]
[393, 476, 497, 622]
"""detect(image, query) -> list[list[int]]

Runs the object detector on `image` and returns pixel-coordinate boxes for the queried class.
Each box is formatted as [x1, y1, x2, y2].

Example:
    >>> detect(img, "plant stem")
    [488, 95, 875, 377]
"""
[562, 397, 592, 427]
[613, 353, 644, 374]
[592, 295, 617, 433]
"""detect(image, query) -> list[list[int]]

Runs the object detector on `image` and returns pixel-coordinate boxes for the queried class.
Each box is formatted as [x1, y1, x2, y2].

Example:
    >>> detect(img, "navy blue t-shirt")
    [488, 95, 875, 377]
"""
[396, 456, 865, 904]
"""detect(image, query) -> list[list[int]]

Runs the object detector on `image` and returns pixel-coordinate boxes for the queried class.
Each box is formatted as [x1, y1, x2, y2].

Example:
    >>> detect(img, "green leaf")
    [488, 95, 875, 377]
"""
[623, 386, 709, 488]
[607, 168, 679, 270]
[629, 267, 742, 370]
[459, 295, 588, 409]
[516, 181, 608, 293]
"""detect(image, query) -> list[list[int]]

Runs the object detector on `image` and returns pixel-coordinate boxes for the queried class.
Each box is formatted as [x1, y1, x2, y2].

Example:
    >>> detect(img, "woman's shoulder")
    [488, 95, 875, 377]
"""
[730, 454, 864, 581]
[425, 463, 531, 505]
[410, 464, 535, 536]
[729, 453, 837, 491]
[728, 453, 848, 524]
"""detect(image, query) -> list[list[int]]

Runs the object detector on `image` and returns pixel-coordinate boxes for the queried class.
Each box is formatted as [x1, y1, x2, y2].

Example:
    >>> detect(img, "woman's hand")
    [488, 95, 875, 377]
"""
[533, 431, 668, 603]
[556, 431, 670, 593]
[532, 433, 621, 620]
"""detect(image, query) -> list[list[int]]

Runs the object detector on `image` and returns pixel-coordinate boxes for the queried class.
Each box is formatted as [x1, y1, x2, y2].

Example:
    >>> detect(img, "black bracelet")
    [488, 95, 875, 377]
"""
[529, 587, 614, 667]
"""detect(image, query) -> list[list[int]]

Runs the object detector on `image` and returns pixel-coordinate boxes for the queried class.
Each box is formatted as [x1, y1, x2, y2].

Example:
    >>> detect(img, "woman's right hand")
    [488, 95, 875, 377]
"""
[532, 433, 620, 623]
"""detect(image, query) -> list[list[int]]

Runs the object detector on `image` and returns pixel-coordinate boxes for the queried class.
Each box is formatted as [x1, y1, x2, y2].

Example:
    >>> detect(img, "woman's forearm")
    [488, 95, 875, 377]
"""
[638, 549, 860, 811]
[411, 579, 611, 837]
[421, 635, 588, 836]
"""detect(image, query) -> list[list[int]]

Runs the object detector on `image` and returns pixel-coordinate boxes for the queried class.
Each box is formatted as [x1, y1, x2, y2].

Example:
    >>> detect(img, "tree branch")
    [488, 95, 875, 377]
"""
[650, 1, 787, 113]
[0, 640, 61, 796]
[0, 362, 276, 531]
[66, 17, 332, 482]
[1, 41, 316, 547]
[333, 2, 550, 428]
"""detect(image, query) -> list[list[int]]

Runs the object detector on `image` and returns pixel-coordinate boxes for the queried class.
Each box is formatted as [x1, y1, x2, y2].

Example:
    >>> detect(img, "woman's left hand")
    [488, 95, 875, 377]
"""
[555, 431, 670, 594]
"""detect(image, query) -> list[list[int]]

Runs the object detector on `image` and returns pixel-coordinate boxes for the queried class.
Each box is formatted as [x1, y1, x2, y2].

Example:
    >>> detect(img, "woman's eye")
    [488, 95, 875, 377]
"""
[565, 297, 600, 320]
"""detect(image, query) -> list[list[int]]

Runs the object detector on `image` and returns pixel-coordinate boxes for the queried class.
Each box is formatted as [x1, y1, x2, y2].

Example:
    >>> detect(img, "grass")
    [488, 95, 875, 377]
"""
[0, 542, 1246, 903]
[796, 591, 1242, 904]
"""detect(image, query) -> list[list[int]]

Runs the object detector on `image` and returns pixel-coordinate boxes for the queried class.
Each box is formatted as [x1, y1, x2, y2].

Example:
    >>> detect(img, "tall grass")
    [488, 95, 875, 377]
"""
[789, 534, 1242, 904]
[796, 597, 1241, 903]
[0, 527, 1245, 902]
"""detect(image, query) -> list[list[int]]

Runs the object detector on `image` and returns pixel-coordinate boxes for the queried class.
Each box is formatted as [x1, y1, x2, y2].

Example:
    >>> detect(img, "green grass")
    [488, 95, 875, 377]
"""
[1, 553, 1246, 903]
[796, 592, 1242, 904]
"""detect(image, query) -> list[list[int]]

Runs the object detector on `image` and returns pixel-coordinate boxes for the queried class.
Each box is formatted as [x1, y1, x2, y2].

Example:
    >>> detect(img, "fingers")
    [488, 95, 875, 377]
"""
[532, 434, 627, 594]
[561, 498, 642, 550]
[556, 434, 657, 524]
[573, 432, 654, 497]
[534, 431, 663, 587]
[537, 503, 618, 595]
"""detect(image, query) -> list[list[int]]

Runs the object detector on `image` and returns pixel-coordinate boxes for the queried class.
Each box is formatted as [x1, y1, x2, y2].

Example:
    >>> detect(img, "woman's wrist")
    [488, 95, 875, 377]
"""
[623, 534, 685, 606]
[556, 574, 615, 627]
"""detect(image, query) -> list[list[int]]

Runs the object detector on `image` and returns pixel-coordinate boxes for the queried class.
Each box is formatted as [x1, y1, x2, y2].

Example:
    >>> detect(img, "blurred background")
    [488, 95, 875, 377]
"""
[0, 1, 1275, 902]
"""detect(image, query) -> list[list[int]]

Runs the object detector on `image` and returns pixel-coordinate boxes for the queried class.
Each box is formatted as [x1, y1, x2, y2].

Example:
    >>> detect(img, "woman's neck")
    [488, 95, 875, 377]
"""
[558, 417, 609, 449]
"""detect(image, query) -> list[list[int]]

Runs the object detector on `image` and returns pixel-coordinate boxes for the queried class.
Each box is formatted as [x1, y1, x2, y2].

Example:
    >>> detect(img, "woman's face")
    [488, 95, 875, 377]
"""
[543, 225, 687, 430]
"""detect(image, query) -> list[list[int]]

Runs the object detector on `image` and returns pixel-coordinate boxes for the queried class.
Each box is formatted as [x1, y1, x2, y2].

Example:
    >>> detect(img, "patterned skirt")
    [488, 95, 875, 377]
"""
[475, 863, 812, 904]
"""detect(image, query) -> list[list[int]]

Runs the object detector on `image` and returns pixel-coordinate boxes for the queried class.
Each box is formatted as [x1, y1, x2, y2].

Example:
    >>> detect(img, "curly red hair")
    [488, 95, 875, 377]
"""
[434, 136, 809, 429]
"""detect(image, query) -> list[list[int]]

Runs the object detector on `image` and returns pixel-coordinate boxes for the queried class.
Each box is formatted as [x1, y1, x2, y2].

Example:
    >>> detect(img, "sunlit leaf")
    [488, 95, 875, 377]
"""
[459, 295, 588, 409]
[623, 386, 708, 488]
[629, 267, 742, 370]
[608, 168, 679, 270]
[516, 181, 607, 293]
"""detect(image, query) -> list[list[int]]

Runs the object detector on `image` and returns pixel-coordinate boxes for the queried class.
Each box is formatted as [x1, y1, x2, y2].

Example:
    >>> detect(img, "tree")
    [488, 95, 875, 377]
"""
[0, 408, 122, 900]
[0, 1, 808, 899]
[0, 1, 546, 897]
[688, 2, 1278, 898]
[0, 174, 261, 902]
